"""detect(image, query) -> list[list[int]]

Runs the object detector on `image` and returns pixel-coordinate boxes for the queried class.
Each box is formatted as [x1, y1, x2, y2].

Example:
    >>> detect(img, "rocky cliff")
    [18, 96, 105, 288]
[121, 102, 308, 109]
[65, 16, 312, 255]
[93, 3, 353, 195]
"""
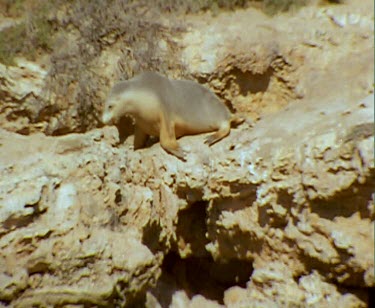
[0, 0, 374, 307]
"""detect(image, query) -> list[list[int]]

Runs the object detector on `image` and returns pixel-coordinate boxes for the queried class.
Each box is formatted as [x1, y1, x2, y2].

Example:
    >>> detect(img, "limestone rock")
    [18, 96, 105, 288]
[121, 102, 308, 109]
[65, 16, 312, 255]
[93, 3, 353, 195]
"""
[0, 0, 373, 306]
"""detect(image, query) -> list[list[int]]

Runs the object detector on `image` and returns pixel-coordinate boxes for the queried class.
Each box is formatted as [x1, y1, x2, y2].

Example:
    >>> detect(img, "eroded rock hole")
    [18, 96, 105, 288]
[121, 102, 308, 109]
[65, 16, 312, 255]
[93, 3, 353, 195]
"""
[114, 189, 122, 204]
[310, 176, 375, 220]
[51, 126, 72, 136]
[147, 201, 254, 305]
[233, 67, 273, 95]
[369, 287, 375, 307]
[155, 252, 253, 305]
[142, 220, 165, 254]
[175, 201, 209, 257]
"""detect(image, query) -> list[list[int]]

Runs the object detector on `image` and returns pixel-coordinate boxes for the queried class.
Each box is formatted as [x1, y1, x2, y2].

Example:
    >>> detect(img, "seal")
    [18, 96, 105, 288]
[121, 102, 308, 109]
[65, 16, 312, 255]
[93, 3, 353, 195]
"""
[102, 71, 244, 160]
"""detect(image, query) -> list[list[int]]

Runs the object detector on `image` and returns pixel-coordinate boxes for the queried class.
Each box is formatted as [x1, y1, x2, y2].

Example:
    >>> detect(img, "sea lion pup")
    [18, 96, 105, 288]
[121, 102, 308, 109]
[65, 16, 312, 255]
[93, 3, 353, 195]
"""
[102, 71, 244, 160]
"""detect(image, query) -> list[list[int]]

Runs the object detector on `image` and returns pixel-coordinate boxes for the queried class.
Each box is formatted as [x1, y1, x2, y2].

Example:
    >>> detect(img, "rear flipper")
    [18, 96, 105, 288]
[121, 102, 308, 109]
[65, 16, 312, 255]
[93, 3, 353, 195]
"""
[204, 121, 231, 146]
[231, 114, 253, 127]
[159, 110, 187, 161]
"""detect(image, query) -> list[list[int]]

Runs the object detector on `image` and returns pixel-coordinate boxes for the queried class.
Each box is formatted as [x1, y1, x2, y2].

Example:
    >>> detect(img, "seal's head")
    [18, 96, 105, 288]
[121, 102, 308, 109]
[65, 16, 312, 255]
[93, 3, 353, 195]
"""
[102, 78, 161, 125]
[102, 81, 134, 124]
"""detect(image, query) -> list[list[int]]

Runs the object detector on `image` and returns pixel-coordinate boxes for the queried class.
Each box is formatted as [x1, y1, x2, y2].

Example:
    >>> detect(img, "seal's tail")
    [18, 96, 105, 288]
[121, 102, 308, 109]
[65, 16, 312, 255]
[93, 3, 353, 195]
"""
[230, 114, 253, 127]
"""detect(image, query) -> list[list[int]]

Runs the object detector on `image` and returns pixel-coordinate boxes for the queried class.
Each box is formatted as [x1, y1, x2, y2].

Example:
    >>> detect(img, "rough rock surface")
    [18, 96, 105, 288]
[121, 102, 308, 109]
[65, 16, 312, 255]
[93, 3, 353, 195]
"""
[0, 93, 373, 306]
[0, 0, 374, 307]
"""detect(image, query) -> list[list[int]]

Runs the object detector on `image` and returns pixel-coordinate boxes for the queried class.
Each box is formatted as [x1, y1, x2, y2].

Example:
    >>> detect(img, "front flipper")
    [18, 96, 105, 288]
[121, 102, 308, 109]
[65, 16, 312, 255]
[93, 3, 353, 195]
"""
[204, 120, 231, 146]
[159, 111, 187, 161]
[133, 125, 148, 150]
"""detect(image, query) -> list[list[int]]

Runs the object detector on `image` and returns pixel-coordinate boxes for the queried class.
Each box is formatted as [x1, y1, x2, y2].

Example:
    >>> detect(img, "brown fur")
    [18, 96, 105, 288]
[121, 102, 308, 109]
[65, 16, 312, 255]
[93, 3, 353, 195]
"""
[102, 71, 243, 160]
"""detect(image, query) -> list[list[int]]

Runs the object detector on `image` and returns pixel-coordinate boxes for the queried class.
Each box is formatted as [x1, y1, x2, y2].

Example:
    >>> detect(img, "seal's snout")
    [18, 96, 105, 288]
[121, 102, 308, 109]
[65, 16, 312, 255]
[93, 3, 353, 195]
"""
[102, 112, 112, 125]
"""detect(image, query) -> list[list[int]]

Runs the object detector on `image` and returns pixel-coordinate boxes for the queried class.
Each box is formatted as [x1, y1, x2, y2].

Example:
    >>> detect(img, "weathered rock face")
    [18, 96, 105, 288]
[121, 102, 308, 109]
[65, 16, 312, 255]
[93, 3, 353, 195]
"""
[0, 0, 374, 307]
[0, 127, 160, 306]
[0, 93, 373, 306]
[181, 0, 374, 121]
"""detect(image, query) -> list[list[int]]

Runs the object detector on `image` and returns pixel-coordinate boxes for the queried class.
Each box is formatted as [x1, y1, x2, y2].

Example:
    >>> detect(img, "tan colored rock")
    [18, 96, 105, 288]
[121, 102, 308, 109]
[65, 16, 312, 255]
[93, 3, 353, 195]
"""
[0, 127, 163, 306]
[180, 0, 373, 123]
[1, 90, 372, 305]
[0, 0, 373, 306]
[224, 268, 367, 308]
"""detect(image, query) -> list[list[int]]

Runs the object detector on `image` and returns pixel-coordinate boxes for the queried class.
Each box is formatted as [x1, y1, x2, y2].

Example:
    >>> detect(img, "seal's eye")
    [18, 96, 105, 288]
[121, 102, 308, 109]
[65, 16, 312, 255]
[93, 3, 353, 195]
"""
[108, 105, 113, 111]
